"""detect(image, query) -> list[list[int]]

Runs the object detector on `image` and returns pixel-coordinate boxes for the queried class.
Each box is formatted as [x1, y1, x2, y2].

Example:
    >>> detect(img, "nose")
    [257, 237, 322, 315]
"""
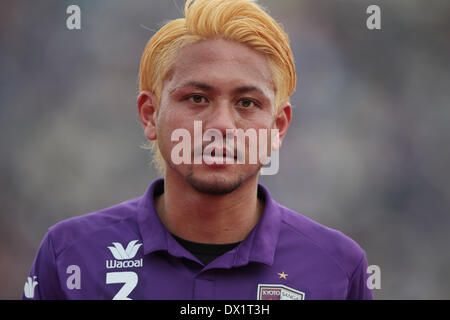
[202, 100, 237, 136]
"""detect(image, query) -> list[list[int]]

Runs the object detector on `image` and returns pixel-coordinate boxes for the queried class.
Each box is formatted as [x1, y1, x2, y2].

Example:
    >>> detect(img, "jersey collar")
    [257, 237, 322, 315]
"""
[137, 178, 281, 267]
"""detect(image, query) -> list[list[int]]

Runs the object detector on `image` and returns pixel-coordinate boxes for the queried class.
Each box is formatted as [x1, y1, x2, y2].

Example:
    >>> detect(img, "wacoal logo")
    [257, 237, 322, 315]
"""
[24, 276, 38, 299]
[106, 240, 143, 269]
[108, 240, 142, 260]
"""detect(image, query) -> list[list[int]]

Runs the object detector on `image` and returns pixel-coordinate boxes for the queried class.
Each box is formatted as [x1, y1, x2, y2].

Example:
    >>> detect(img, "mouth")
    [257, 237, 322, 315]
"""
[198, 147, 241, 166]
[191, 144, 244, 166]
[208, 148, 238, 160]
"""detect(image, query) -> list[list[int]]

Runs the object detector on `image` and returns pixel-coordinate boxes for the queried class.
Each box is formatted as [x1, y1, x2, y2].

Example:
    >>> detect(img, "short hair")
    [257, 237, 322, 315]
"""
[139, 0, 296, 174]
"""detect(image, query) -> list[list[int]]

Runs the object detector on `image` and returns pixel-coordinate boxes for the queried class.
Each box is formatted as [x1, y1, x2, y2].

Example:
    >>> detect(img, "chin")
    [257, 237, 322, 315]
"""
[185, 171, 245, 195]
[166, 159, 261, 195]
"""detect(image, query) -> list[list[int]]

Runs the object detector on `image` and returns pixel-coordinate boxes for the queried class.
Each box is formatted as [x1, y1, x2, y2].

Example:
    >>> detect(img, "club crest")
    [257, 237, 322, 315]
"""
[257, 284, 305, 300]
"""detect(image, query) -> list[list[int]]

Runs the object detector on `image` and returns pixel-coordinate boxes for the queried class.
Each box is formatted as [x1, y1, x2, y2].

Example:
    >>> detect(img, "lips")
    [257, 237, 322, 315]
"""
[198, 145, 244, 166]
[208, 148, 237, 159]
[192, 143, 244, 164]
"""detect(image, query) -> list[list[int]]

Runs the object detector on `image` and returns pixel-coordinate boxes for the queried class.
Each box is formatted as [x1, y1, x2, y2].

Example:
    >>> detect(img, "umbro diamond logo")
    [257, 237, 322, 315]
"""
[108, 240, 142, 260]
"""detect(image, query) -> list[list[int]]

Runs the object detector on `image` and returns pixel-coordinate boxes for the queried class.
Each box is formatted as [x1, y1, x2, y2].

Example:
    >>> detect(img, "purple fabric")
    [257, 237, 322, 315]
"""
[23, 178, 372, 300]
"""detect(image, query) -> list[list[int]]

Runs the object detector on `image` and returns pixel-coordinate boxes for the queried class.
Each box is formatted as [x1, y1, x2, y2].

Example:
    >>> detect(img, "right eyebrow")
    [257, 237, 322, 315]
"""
[171, 81, 215, 94]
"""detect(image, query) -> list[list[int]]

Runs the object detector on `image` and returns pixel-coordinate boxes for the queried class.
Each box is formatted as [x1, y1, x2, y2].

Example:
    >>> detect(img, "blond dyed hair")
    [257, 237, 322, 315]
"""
[139, 0, 296, 174]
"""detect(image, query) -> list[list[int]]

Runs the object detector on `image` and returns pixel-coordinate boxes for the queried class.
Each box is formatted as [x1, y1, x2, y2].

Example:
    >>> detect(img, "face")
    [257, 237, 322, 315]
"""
[139, 38, 291, 195]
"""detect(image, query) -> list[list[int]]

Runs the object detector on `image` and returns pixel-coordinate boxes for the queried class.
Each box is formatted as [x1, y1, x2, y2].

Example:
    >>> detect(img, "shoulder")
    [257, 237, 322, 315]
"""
[277, 204, 366, 279]
[47, 197, 142, 257]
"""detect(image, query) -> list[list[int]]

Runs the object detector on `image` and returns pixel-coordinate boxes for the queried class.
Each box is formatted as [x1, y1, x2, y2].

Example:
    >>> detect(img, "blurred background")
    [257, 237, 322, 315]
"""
[1, 0, 449, 299]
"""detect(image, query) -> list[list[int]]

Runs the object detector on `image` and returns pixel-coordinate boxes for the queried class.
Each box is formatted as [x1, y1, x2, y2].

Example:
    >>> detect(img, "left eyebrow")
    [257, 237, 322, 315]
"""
[232, 85, 266, 96]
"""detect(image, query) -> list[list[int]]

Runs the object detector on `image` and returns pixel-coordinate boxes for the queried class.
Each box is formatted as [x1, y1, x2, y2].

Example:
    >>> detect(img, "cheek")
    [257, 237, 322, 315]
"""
[235, 117, 274, 163]
[156, 109, 196, 158]
[158, 106, 188, 134]
[242, 115, 274, 138]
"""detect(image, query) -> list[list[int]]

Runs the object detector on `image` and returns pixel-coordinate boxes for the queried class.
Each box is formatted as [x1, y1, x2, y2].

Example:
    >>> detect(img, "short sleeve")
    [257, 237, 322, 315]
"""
[346, 252, 373, 300]
[22, 232, 64, 299]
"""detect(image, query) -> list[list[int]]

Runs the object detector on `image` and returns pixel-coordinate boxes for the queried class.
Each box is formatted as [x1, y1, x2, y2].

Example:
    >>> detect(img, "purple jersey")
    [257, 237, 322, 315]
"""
[23, 178, 373, 300]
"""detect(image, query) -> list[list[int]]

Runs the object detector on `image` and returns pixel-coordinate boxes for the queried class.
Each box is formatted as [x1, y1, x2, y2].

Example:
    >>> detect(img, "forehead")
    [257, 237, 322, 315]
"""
[165, 38, 274, 94]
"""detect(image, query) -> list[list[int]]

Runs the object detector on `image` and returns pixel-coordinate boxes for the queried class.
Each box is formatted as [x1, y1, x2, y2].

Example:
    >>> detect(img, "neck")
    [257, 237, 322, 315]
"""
[155, 169, 264, 244]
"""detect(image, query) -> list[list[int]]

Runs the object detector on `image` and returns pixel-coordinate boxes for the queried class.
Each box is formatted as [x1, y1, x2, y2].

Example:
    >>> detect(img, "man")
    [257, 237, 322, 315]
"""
[23, 0, 372, 300]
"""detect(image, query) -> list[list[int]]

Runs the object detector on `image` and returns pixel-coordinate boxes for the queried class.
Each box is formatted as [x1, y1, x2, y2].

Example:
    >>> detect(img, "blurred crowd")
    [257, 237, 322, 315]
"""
[1, 0, 449, 299]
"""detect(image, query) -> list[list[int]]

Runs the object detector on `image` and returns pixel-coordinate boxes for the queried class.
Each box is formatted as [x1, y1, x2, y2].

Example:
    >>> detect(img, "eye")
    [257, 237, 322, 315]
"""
[189, 94, 208, 104]
[238, 98, 257, 108]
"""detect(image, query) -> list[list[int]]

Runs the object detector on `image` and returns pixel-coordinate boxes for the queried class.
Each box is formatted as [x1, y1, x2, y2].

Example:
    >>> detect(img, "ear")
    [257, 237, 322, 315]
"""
[272, 102, 292, 151]
[137, 91, 158, 141]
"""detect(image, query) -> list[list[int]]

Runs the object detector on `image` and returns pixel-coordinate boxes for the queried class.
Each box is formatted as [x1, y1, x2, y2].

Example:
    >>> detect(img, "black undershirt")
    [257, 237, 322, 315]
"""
[171, 233, 241, 265]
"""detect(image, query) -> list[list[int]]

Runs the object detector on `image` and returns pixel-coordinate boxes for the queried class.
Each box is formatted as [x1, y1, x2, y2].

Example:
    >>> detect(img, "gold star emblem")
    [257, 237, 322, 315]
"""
[278, 271, 288, 280]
